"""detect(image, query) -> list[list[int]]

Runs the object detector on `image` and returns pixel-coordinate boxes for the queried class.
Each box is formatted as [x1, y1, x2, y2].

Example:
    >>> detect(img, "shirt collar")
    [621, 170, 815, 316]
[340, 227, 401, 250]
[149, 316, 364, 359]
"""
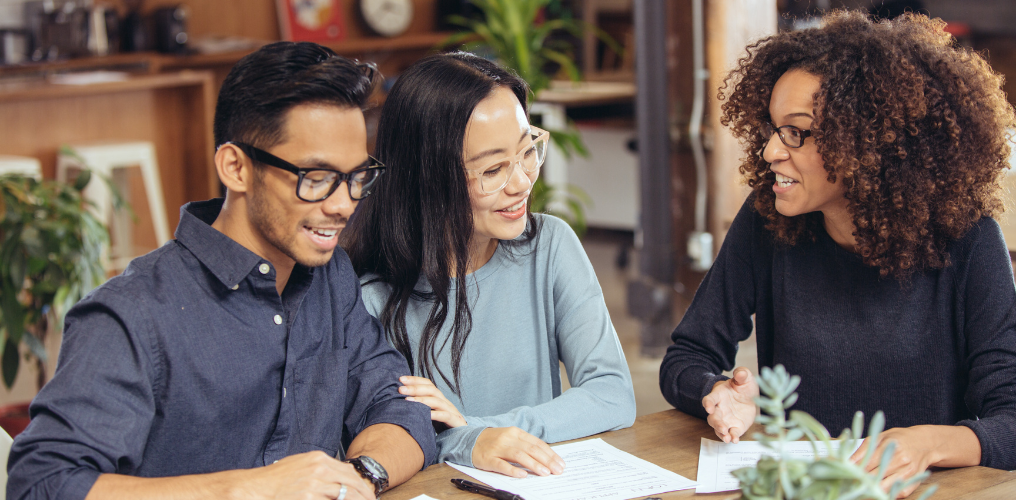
[174, 198, 265, 289]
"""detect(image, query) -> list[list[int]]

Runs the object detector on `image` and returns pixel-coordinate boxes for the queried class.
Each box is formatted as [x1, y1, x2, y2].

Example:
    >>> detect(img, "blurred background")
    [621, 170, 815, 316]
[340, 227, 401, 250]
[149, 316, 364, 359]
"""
[2, 0, 1016, 426]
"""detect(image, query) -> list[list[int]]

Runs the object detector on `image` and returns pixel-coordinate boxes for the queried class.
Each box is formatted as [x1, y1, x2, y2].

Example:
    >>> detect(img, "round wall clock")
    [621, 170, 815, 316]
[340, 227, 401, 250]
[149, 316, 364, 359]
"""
[360, 0, 414, 37]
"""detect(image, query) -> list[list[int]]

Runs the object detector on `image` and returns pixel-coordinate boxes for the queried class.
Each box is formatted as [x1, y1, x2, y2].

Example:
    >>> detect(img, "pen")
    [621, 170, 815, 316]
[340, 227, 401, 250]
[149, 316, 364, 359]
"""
[451, 478, 526, 500]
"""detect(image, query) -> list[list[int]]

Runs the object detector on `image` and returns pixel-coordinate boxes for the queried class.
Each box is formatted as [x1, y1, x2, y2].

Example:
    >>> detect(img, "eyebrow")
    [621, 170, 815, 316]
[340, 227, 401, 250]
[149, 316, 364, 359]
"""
[465, 130, 531, 164]
[297, 156, 372, 172]
[776, 112, 814, 122]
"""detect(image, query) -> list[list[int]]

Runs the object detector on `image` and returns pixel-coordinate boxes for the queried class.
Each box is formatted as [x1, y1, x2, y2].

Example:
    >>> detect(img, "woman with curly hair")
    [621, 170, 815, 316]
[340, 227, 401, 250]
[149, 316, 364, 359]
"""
[659, 10, 1016, 496]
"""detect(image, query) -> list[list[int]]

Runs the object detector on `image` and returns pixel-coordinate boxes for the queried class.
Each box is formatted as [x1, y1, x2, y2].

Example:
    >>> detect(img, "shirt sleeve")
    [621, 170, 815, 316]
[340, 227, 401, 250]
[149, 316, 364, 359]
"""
[440, 216, 636, 466]
[658, 198, 759, 419]
[6, 290, 159, 500]
[338, 254, 437, 468]
[953, 218, 1016, 470]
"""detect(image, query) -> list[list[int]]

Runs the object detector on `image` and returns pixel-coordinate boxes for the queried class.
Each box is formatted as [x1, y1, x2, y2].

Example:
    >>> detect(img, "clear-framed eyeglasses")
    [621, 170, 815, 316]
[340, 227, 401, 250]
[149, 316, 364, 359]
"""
[467, 126, 550, 194]
[229, 142, 385, 202]
[761, 122, 813, 148]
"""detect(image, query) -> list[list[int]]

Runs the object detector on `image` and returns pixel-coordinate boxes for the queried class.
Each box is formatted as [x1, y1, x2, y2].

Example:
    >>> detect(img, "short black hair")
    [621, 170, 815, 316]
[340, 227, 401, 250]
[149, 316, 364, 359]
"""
[213, 41, 378, 150]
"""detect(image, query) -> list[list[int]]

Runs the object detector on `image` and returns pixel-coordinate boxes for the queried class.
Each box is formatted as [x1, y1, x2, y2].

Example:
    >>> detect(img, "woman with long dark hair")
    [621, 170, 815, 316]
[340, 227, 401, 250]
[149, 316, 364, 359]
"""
[660, 10, 1016, 498]
[342, 52, 635, 477]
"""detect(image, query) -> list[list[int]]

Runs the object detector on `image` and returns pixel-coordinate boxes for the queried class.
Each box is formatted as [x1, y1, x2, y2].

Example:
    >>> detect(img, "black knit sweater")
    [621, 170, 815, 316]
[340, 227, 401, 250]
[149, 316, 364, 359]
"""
[660, 198, 1016, 469]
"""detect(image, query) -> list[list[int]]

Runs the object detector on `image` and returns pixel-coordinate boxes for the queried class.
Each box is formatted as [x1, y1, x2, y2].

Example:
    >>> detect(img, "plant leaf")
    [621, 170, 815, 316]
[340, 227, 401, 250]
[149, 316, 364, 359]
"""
[72, 168, 92, 191]
[2, 338, 19, 388]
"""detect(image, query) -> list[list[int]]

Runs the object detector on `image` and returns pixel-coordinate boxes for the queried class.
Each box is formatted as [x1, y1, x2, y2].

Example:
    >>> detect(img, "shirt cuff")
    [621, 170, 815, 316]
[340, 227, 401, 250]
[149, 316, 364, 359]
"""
[437, 422, 487, 467]
[957, 416, 1016, 470]
[360, 398, 438, 468]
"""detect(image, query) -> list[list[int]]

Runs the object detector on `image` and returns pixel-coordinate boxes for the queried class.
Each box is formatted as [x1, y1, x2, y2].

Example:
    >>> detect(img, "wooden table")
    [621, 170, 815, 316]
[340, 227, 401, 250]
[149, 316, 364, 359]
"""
[384, 410, 1016, 500]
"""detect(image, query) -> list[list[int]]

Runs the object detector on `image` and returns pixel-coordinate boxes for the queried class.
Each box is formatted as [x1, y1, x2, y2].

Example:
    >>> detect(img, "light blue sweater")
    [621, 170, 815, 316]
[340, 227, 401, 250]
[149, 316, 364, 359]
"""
[361, 214, 636, 466]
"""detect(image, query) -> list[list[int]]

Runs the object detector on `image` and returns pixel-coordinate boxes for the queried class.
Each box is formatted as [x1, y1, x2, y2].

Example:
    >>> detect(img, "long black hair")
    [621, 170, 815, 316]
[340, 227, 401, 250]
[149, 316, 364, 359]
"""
[342, 52, 539, 395]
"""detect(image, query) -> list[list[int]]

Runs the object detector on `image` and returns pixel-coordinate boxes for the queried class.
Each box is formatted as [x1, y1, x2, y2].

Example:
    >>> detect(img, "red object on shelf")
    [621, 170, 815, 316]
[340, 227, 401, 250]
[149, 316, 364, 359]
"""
[0, 402, 31, 437]
[943, 21, 971, 38]
[276, 0, 346, 43]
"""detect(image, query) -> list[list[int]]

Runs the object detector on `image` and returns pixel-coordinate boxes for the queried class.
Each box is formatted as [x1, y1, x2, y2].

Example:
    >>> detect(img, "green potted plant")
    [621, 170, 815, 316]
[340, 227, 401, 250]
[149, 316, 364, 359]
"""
[733, 365, 937, 500]
[0, 172, 108, 435]
[441, 0, 619, 236]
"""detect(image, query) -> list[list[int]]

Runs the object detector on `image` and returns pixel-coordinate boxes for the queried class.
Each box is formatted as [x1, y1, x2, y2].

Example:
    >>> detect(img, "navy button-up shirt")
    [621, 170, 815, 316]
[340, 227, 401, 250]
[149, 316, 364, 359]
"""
[7, 199, 435, 500]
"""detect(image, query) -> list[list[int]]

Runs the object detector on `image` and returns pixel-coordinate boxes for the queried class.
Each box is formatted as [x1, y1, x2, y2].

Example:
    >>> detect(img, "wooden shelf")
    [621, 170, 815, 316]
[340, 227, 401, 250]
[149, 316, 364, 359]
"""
[0, 71, 213, 103]
[1, 32, 453, 78]
[0, 71, 217, 232]
[324, 31, 452, 54]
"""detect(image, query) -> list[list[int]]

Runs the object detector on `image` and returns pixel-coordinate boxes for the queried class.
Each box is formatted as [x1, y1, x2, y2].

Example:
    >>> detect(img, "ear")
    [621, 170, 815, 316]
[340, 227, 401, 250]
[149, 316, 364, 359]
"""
[215, 143, 254, 195]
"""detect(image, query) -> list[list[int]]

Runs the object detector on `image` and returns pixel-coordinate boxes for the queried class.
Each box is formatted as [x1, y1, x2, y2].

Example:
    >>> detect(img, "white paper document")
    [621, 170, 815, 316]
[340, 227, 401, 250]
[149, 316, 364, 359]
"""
[695, 438, 863, 493]
[446, 438, 697, 500]
[408, 495, 441, 500]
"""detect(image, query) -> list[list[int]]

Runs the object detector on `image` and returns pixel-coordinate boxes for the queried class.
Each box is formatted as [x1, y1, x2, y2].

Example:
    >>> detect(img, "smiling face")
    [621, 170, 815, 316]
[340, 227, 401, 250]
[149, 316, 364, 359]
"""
[247, 103, 369, 268]
[462, 86, 538, 251]
[764, 69, 847, 219]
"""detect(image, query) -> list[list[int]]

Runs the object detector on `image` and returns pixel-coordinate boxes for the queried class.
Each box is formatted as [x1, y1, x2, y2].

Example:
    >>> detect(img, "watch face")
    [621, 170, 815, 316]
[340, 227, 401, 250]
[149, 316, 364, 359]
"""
[352, 456, 389, 495]
[360, 0, 414, 37]
[361, 456, 385, 478]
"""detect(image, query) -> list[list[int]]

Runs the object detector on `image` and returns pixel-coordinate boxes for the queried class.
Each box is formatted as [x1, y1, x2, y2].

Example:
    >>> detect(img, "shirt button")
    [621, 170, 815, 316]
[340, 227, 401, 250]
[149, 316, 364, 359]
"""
[273, 314, 283, 325]
[259, 263, 270, 274]
[283, 387, 287, 398]
[231, 284, 239, 290]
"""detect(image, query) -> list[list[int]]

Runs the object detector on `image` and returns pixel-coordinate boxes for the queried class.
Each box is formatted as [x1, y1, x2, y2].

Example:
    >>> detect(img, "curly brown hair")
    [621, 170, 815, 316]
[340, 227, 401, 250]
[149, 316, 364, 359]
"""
[719, 10, 1015, 279]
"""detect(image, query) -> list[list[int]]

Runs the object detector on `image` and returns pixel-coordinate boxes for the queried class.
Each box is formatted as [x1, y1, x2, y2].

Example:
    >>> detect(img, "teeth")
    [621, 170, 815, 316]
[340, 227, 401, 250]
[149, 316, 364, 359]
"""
[310, 228, 337, 237]
[775, 173, 797, 187]
[503, 200, 526, 212]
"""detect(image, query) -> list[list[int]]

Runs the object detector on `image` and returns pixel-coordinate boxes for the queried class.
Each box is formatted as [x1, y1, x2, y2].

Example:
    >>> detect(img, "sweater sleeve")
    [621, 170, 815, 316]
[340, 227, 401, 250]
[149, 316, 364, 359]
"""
[659, 198, 759, 419]
[954, 218, 1016, 470]
[442, 216, 636, 464]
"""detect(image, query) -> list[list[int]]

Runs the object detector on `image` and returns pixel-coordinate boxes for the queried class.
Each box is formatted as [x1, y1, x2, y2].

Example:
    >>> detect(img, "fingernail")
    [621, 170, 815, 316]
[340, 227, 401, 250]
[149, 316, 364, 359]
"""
[539, 467, 550, 476]
[515, 470, 527, 478]
[400, 376, 408, 382]
[406, 397, 415, 402]
[551, 463, 564, 474]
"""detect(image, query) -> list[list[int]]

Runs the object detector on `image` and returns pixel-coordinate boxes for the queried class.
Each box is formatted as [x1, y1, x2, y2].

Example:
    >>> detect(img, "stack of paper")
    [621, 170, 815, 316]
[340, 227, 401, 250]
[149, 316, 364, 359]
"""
[447, 438, 697, 500]
[695, 438, 862, 493]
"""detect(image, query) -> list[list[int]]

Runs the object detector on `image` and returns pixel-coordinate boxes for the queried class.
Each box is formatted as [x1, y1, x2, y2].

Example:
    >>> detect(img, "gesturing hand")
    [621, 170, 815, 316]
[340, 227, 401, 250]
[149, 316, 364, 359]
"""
[399, 375, 467, 428]
[472, 427, 567, 478]
[702, 367, 759, 443]
[242, 451, 375, 500]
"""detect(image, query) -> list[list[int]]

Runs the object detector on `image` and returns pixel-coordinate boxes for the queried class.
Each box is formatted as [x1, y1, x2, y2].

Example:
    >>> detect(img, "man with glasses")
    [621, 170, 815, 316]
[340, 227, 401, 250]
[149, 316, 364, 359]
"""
[8, 42, 435, 500]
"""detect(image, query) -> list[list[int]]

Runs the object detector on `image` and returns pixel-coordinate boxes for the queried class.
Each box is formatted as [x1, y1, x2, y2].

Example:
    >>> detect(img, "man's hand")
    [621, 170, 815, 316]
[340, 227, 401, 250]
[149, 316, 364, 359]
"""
[238, 452, 375, 500]
[472, 427, 566, 478]
[85, 451, 375, 500]
[850, 425, 981, 499]
[399, 376, 467, 428]
[702, 367, 759, 443]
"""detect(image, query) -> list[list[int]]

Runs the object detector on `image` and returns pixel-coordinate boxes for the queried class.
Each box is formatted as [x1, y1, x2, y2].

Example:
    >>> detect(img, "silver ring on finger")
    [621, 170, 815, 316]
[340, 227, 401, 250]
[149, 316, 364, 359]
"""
[337, 483, 347, 500]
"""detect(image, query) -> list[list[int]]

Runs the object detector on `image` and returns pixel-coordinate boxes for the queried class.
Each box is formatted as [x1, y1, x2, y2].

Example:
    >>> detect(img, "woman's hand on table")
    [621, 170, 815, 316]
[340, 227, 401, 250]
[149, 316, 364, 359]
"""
[702, 367, 759, 443]
[472, 427, 566, 478]
[399, 375, 467, 428]
[850, 425, 981, 499]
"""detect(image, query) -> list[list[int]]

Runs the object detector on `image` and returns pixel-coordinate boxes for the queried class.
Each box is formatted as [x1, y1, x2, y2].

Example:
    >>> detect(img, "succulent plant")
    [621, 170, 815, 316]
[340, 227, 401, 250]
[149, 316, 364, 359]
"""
[733, 365, 937, 500]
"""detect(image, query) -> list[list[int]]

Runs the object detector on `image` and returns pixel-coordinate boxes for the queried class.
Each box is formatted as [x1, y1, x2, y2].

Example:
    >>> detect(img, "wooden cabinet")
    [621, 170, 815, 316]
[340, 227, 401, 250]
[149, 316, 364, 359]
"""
[0, 72, 216, 233]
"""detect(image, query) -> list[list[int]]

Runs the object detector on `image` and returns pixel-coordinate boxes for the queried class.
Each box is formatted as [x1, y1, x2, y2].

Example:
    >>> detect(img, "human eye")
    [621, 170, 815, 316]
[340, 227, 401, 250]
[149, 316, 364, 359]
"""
[521, 143, 538, 160]
[483, 163, 506, 178]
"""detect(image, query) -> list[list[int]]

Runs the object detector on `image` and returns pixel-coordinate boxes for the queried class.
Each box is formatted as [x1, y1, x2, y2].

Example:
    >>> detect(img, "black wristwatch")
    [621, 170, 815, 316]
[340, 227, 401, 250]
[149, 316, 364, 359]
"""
[346, 455, 389, 497]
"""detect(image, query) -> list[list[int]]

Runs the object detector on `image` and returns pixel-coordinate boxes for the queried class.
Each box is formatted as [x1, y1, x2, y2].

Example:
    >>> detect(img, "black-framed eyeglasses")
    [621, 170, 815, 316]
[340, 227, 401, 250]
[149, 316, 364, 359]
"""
[761, 122, 813, 148]
[230, 142, 385, 202]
